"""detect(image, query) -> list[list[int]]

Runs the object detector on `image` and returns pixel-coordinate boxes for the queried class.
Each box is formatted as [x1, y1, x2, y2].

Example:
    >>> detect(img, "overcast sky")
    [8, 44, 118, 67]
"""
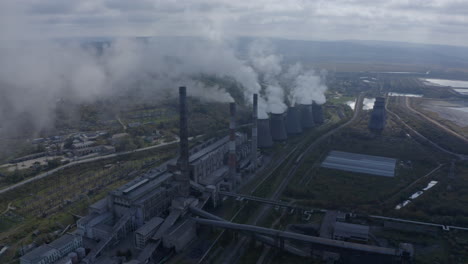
[1, 0, 468, 46]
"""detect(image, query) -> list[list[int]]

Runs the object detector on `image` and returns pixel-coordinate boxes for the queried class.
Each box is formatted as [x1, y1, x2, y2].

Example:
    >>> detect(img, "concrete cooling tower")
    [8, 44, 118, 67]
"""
[258, 118, 273, 148]
[368, 97, 387, 132]
[299, 104, 315, 128]
[312, 102, 324, 124]
[286, 106, 302, 135]
[270, 113, 288, 141]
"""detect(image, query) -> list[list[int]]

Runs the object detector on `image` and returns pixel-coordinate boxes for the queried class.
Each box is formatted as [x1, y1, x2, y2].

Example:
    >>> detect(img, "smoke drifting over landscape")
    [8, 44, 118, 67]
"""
[0, 38, 257, 136]
[0, 37, 328, 136]
[0, 3, 328, 137]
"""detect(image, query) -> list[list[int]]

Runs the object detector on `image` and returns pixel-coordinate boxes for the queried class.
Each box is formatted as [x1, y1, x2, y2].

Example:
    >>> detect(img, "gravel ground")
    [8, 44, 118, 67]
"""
[422, 100, 468, 131]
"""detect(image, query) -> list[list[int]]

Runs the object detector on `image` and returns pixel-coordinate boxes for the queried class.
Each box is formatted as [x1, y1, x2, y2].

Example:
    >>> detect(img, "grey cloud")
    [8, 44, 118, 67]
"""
[6, 0, 468, 46]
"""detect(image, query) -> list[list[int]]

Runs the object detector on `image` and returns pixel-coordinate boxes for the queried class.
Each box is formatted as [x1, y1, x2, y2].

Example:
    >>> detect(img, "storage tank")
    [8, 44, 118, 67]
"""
[257, 118, 273, 148]
[270, 113, 287, 141]
[299, 104, 315, 128]
[286, 106, 302, 135]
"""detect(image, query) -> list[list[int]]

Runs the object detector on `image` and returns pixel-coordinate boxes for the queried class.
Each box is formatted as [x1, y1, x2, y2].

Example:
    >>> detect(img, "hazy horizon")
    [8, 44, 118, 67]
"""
[2, 0, 468, 47]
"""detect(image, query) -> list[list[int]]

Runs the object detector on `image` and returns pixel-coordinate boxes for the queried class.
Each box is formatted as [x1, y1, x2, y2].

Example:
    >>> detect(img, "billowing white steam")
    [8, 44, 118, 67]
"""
[286, 63, 328, 106]
[0, 38, 264, 136]
[0, 3, 327, 138]
[248, 39, 287, 116]
[246, 40, 328, 117]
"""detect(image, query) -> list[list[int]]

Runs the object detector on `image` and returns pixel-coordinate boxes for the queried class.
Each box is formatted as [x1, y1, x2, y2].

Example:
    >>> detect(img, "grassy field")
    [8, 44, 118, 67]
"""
[392, 161, 468, 226]
[283, 109, 450, 215]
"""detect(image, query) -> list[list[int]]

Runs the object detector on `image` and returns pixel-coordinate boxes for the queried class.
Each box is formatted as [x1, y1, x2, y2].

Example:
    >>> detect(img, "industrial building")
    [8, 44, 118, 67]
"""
[20, 234, 83, 264]
[134, 217, 164, 249]
[369, 97, 387, 132]
[62, 87, 258, 263]
[333, 222, 369, 242]
[19, 87, 413, 264]
[321, 151, 397, 177]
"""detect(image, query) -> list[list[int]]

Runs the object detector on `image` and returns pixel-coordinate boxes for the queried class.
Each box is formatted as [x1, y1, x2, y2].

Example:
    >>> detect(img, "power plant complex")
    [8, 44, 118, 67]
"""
[20, 88, 415, 264]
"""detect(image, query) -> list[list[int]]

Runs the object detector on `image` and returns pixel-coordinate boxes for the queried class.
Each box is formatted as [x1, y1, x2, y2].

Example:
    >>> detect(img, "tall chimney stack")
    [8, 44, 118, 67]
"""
[176, 86, 190, 197]
[228, 102, 237, 190]
[251, 94, 258, 171]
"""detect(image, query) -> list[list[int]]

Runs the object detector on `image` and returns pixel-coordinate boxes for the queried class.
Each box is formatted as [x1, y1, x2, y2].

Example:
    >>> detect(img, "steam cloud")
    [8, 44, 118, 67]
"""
[287, 63, 328, 106]
[0, 6, 327, 138]
[0, 38, 264, 137]
[248, 39, 287, 116]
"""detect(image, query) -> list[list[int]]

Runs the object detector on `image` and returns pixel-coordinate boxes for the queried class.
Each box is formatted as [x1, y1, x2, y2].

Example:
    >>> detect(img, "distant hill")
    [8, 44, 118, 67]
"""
[236, 37, 468, 69]
[75, 36, 468, 69]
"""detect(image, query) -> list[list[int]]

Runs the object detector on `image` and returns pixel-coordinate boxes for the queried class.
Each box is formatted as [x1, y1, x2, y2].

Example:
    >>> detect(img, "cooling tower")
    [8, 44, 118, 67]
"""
[258, 118, 273, 148]
[270, 113, 288, 141]
[312, 102, 324, 124]
[299, 104, 315, 128]
[368, 97, 387, 132]
[286, 106, 302, 135]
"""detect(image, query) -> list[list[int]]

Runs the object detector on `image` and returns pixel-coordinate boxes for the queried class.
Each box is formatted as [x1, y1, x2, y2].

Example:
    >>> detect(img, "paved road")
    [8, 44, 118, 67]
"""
[0, 140, 179, 195]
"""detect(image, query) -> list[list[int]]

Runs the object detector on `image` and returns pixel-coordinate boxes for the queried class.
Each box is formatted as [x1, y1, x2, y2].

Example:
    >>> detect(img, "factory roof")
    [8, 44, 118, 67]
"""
[72, 141, 95, 149]
[78, 212, 112, 227]
[321, 151, 396, 177]
[199, 166, 228, 186]
[136, 217, 164, 236]
[90, 198, 108, 211]
[112, 172, 173, 200]
[333, 222, 369, 241]
[112, 133, 129, 139]
[93, 223, 113, 234]
[21, 245, 58, 263]
[189, 136, 229, 163]
[48, 233, 80, 250]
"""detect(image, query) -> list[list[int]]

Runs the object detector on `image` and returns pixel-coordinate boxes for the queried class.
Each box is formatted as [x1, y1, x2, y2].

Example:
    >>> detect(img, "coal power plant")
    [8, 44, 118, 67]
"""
[270, 113, 288, 141]
[313, 102, 324, 124]
[286, 106, 302, 135]
[258, 118, 274, 148]
[300, 104, 315, 128]
[368, 97, 387, 132]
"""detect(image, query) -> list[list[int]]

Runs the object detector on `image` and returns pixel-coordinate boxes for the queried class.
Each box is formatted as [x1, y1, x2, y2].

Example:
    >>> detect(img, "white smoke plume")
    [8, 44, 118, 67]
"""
[287, 64, 328, 106]
[247, 39, 287, 115]
[0, 35, 266, 137]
